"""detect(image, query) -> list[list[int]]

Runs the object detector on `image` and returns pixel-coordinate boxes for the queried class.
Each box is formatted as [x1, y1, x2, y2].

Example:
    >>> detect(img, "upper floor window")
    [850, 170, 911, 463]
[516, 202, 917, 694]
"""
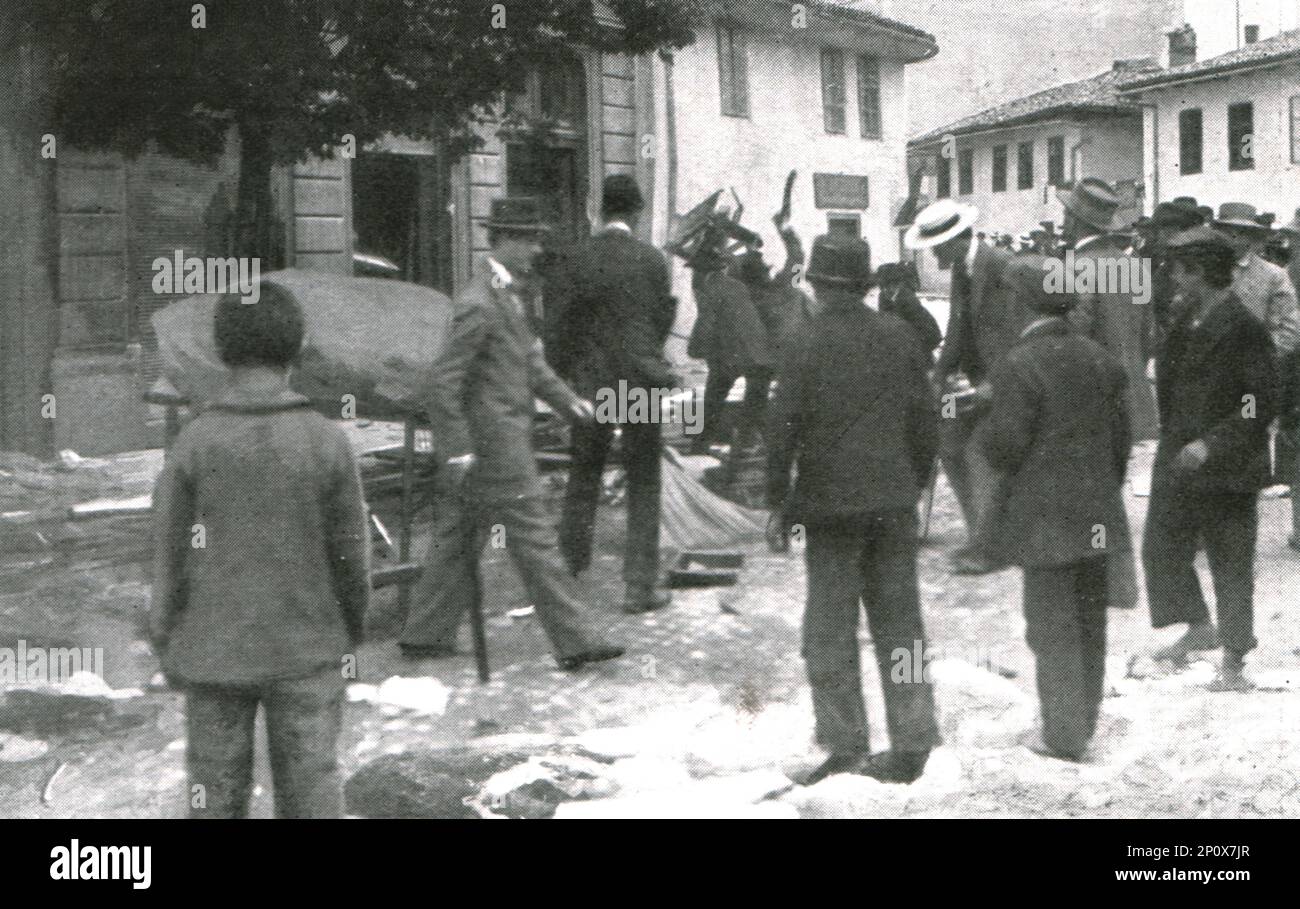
[1017, 141, 1034, 189]
[717, 23, 750, 118]
[821, 48, 847, 134]
[991, 144, 1008, 193]
[957, 148, 974, 195]
[1047, 136, 1066, 187]
[936, 156, 951, 199]
[1228, 102, 1254, 171]
[1179, 108, 1203, 175]
[857, 55, 882, 139]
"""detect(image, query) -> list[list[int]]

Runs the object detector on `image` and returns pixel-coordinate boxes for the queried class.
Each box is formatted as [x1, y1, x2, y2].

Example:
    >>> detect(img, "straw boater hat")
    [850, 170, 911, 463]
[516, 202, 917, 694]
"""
[1213, 202, 1269, 233]
[903, 199, 979, 250]
[1056, 178, 1126, 233]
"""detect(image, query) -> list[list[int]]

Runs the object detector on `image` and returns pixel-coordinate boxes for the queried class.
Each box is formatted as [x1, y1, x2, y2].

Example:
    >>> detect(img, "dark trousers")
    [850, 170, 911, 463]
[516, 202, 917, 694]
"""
[402, 493, 597, 659]
[185, 669, 344, 818]
[1142, 481, 1258, 655]
[561, 418, 661, 588]
[701, 365, 772, 446]
[939, 409, 1001, 557]
[803, 513, 940, 756]
[1022, 557, 1108, 759]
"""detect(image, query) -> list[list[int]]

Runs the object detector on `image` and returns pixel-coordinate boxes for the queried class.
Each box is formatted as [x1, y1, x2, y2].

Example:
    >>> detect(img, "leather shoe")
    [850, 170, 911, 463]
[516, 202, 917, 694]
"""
[1152, 623, 1218, 663]
[790, 752, 869, 786]
[859, 750, 930, 784]
[558, 645, 625, 672]
[623, 586, 671, 614]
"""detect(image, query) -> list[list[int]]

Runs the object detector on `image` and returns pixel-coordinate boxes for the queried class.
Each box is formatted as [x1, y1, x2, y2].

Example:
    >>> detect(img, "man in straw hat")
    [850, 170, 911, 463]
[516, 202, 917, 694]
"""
[401, 197, 624, 672]
[980, 254, 1131, 761]
[904, 199, 1026, 575]
[1142, 226, 1278, 690]
[767, 232, 940, 786]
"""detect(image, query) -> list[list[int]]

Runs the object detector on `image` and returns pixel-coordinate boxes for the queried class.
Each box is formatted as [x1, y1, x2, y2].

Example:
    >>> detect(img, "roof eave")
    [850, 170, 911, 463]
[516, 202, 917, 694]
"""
[1118, 52, 1300, 92]
[908, 104, 1141, 148]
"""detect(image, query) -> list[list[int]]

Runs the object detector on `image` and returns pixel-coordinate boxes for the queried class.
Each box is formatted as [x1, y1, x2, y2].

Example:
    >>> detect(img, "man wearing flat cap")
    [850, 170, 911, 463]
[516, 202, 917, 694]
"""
[1142, 227, 1278, 690]
[402, 198, 624, 672]
[547, 175, 679, 614]
[981, 255, 1131, 761]
[905, 199, 1026, 575]
[767, 232, 940, 786]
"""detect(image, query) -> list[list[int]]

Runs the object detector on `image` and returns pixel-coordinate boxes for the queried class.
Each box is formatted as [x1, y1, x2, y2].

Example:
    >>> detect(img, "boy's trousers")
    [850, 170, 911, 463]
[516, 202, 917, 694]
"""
[185, 668, 345, 818]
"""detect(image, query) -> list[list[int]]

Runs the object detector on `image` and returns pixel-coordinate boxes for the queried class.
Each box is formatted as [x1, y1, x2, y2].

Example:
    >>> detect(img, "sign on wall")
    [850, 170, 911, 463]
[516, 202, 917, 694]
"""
[813, 172, 870, 209]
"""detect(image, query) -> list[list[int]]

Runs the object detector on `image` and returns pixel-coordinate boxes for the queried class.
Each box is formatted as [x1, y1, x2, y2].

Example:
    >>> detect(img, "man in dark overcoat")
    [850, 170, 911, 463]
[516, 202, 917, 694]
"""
[546, 175, 678, 613]
[1142, 227, 1278, 690]
[980, 255, 1131, 761]
[767, 233, 940, 786]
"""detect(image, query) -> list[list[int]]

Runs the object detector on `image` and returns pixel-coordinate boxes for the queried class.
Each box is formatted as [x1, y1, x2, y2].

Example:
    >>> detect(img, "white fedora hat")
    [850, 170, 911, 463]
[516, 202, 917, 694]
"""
[904, 199, 979, 250]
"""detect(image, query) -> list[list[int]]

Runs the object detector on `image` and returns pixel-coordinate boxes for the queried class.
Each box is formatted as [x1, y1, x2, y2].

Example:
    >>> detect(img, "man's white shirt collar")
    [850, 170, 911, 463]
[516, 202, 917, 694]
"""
[1074, 233, 1105, 254]
[487, 256, 514, 288]
[964, 234, 979, 273]
[605, 221, 633, 234]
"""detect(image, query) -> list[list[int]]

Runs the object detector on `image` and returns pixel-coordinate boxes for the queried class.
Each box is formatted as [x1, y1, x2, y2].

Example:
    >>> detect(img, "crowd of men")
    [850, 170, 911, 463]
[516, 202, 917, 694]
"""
[407, 172, 1299, 787]
[149, 168, 1300, 815]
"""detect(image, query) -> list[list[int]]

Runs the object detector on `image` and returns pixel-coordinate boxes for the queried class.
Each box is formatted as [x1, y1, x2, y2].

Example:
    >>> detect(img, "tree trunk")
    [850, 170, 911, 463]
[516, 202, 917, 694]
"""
[234, 120, 284, 268]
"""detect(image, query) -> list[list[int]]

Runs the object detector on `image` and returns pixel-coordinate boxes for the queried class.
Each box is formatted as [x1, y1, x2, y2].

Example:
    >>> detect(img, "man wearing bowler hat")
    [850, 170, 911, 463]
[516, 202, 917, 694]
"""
[547, 175, 678, 614]
[905, 199, 1026, 575]
[1146, 198, 1205, 351]
[981, 255, 1131, 761]
[767, 232, 940, 786]
[401, 197, 624, 672]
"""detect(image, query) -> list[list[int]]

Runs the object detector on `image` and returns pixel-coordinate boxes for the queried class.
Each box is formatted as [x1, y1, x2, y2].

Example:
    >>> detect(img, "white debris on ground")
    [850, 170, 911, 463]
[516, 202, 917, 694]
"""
[3, 670, 142, 700]
[347, 676, 450, 715]
[0, 731, 50, 763]
[453, 653, 1300, 819]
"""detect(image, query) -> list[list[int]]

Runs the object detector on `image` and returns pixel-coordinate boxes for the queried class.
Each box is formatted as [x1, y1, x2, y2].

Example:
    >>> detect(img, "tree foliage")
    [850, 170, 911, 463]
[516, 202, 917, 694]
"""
[5, 0, 702, 257]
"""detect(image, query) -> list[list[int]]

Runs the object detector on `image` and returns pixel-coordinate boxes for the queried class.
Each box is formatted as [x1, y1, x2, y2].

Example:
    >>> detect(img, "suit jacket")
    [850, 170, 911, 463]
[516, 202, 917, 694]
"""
[545, 228, 677, 396]
[688, 269, 772, 373]
[936, 243, 1026, 384]
[429, 269, 581, 501]
[150, 387, 370, 685]
[981, 319, 1131, 567]
[767, 302, 937, 524]
[1232, 252, 1300, 355]
[1066, 234, 1159, 440]
[880, 283, 942, 355]
[1153, 294, 1278, 494]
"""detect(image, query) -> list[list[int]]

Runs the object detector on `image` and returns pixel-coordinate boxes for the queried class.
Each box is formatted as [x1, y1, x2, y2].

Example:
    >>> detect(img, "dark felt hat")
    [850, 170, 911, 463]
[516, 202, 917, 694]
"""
[1166, 225, 1239, 258]
[602, 174, 645, 215]
[485, 197, 550, 234]
[1214, 202, 1268, 232]
[1151, 199, 1204, 230]
[805, 234, 874, 291]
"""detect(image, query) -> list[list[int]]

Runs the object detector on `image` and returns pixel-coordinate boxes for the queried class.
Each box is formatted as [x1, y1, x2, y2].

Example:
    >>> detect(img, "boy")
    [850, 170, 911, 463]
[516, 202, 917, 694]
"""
[151, 283, 370, 818]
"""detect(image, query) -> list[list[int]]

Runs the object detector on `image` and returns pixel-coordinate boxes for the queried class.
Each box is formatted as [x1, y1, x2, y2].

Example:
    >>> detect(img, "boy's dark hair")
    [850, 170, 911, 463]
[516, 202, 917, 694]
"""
[1168, 243, 1238, 290]
[214, 282, 305, 368]
[601, 174, 644, 220]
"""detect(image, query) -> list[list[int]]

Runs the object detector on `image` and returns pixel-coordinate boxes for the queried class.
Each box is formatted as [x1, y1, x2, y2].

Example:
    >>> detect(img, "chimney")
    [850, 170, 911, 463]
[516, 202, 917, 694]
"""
[1168, 25, 1197, 67]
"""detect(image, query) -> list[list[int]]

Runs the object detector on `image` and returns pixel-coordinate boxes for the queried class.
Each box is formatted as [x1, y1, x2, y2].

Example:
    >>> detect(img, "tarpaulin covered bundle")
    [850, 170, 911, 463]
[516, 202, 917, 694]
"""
[150, 270, 453, 419]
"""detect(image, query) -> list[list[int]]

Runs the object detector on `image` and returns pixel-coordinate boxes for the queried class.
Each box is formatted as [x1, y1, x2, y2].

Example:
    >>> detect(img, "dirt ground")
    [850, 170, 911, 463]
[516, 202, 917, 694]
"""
[1, 435, 1298, 818]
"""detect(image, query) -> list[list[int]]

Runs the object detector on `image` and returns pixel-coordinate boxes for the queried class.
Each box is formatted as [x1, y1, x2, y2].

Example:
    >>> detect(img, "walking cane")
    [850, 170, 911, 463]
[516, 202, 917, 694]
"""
[467, 558, 491, 683]
[919, 457, 940, 543]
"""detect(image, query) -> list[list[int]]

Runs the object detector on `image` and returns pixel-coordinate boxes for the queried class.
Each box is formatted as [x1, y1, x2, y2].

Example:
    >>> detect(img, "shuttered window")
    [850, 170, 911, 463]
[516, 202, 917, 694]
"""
[716, 23, 749, 118]
[1179, 108, 1203, 175]
[857, 55, 882, 139]
[821, 48, 847, 135]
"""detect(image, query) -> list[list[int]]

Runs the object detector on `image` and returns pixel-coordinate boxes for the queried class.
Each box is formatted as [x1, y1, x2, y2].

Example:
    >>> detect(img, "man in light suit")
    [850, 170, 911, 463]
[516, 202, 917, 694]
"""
[1213, 202, 1300, 357]
[905, 200, 1027, 575]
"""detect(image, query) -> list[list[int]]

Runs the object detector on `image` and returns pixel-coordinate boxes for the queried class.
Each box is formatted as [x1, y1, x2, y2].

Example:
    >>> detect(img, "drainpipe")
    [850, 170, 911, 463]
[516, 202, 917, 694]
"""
[659, 49, 679, 236]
